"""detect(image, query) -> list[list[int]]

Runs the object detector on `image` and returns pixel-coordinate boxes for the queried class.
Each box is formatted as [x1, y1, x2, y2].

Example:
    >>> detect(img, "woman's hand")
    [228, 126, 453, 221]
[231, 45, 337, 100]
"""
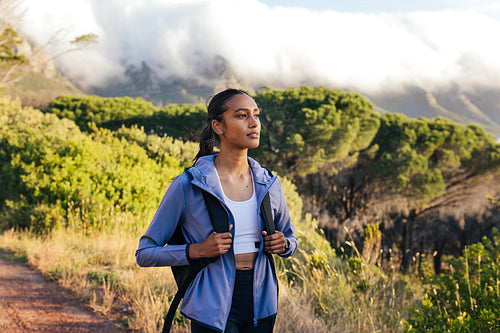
[189, 225, 233, 259]
[262, 230, 287, 254]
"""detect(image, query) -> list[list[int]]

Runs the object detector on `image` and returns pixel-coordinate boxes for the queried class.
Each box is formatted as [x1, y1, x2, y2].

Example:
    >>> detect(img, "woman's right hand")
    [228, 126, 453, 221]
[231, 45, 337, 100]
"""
[188, 225, 233, 259]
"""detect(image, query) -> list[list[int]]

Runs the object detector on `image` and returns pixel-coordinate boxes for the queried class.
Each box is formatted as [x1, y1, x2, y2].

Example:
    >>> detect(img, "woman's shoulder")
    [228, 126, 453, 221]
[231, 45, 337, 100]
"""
[249, 157, 279, 189]
[169, 170, 194, 189]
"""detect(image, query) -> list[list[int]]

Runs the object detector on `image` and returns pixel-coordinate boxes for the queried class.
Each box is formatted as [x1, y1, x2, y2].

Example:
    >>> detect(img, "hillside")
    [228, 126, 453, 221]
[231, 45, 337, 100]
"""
[1, 37, 83, 108]
[364, 85, 500, 138]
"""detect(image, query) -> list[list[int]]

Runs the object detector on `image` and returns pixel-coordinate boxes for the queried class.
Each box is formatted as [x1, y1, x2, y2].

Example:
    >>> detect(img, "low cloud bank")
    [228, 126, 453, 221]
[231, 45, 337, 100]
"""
[18, 0, 500, 94]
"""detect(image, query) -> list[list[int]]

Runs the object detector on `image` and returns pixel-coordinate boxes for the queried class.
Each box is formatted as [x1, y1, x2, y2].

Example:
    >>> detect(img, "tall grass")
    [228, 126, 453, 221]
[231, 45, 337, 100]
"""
[0, 217, 423, 332]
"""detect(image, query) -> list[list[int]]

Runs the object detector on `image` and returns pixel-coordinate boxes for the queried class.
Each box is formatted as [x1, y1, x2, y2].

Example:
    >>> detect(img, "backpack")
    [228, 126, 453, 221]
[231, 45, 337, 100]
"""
[162, 189, 276, 333]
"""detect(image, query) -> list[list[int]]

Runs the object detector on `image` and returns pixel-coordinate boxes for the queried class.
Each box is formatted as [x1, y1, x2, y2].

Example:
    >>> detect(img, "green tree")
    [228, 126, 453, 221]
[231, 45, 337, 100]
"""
[370, 114, 500, 273]
[253, 86, 379, 174]
[45, 96, 207, 141]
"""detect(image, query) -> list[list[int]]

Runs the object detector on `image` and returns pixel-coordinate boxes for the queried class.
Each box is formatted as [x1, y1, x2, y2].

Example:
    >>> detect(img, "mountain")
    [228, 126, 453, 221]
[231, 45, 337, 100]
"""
[364, 86, 500, 138]
[89, 55, 242, 106]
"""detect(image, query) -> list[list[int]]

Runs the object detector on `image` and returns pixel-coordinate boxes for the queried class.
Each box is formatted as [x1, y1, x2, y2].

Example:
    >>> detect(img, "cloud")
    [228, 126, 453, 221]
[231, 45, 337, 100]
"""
[16, 0, 500, 94]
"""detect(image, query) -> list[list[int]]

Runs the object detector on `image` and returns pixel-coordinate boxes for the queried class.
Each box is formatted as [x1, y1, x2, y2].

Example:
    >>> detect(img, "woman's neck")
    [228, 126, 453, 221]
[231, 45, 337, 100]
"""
[215, 150, 249, 176]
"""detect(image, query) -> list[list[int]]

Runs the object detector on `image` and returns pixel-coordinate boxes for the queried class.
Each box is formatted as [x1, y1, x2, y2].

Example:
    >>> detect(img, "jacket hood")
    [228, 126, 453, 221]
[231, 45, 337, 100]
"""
[186, 154, 276, 204]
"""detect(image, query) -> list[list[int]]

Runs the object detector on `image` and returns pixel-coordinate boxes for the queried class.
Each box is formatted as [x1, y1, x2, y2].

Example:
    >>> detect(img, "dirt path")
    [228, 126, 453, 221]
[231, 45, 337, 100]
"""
[0, 255, 129, 332]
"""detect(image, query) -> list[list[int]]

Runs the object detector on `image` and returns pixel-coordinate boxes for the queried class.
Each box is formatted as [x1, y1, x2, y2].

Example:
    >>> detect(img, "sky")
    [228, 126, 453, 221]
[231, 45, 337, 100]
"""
[14, 0, 500, 94]
[262, 0, 500, 18]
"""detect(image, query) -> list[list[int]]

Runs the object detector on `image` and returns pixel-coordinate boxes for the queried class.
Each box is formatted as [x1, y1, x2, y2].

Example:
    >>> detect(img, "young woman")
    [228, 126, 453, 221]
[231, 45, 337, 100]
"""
[135, 88, 297, 332]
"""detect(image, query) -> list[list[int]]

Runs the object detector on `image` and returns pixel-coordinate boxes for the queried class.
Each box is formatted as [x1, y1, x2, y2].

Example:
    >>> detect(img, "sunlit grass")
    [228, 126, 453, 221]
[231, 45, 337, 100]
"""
[0, 220, 423, 332]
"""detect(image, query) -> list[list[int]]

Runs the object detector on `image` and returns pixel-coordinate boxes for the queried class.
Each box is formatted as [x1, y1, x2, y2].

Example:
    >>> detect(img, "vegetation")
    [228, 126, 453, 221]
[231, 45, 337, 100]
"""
[0, 16, 26, 87]
[46, 95, 207, 141]
[0, 0, 95, 106]
[405, 229, 500, 332]
[253, 86, 380, 174]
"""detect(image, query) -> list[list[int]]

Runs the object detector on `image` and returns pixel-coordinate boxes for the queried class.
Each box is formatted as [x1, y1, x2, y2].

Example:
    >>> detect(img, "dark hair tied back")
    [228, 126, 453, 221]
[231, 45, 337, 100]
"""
[193, 88, 250, 163]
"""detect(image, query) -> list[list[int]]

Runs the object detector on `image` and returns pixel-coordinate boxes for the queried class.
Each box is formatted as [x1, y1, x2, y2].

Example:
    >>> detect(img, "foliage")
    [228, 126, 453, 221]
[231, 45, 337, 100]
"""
[362, 222, 382, 266]
[45, 95, 159, 131]
[42, 89, 500, 272]
[405, 230, 500, 332]
[45, 89, 500, 211]
[0, 24, 26, 87]
[0, 96, 182, 232]
[114, 125, 198, 169]
[45, 95, 207, 141]
[0, 187, 423, 333]
[4, 83, 500, 331]
[70, 33, 99, 47]
[0, 27, 24, 63]
[252, 86, 380, 174]
[370, 115, 500, 206]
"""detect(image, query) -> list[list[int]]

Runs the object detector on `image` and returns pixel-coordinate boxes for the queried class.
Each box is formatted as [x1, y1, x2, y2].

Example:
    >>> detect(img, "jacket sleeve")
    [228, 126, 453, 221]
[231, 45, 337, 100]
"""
[135, 174, 192, 267]
[273, 178, 298, 258]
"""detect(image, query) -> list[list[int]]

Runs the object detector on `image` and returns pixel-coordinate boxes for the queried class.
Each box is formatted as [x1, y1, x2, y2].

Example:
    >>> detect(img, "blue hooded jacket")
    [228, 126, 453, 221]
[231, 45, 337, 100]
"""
[135, 155, 298, 332]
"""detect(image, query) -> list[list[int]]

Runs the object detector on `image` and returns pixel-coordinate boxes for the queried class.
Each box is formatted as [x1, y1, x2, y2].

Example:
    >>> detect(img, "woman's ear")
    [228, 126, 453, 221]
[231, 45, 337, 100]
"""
[212, 120, 223, 135]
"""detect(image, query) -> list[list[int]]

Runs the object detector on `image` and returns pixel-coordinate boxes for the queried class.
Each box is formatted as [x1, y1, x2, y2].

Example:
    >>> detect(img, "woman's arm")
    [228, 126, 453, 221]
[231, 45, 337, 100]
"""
[135, 175, 190, 267]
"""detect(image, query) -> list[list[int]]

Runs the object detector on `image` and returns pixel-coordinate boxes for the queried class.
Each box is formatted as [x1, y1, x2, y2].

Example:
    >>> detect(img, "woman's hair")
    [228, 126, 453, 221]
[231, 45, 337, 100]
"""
[193, 88, 251, 163]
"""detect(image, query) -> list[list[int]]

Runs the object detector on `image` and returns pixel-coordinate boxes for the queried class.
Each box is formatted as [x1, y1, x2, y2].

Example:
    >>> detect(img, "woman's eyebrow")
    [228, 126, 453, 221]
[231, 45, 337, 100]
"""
[231, 107, 260, 112]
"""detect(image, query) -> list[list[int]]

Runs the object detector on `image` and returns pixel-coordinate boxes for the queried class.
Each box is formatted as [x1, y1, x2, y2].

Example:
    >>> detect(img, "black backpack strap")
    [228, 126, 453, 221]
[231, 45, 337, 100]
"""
[202, 190, 230, 233]
[260, 191, 279, 296]
[260, 191, 275, 235]
[163, 261, 207, 333]
[162, 189, 228, 333]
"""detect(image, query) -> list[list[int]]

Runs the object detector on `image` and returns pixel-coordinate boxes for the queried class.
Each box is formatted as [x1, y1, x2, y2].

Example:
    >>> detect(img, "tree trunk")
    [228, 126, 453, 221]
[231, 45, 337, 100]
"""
[401, 209, 415, 274]
[433, 241, 444, 274]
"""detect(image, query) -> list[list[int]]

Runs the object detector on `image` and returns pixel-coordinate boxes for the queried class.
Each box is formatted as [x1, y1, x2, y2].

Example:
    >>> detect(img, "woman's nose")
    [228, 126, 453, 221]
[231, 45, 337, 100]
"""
[249, 116, 259, 127]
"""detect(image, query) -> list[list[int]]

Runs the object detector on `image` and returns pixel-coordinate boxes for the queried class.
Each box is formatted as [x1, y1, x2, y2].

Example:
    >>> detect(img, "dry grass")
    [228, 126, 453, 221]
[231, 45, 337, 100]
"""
[0, 223, 422, 332]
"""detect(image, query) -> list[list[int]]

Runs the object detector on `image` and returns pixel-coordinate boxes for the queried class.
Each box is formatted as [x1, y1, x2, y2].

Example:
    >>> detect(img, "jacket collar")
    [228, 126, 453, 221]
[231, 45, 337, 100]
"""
[186, 154, 276, 203]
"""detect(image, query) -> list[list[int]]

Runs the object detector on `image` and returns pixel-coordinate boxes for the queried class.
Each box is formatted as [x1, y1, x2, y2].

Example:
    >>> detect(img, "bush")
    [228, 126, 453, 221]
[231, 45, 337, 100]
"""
[0, 96, 182, 233]
[405, 230, 500, 332]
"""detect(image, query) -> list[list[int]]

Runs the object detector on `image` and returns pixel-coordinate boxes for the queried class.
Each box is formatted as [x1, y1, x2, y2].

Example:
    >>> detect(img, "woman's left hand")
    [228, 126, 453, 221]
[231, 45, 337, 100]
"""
[262, 231, 287, 254]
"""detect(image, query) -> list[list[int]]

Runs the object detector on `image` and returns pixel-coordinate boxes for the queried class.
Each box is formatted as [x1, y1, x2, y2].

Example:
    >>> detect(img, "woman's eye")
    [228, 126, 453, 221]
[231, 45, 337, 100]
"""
[254, 113, 260, 119]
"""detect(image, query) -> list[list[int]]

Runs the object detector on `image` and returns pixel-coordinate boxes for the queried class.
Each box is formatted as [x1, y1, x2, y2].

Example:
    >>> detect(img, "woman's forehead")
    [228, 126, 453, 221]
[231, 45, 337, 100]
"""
[225, 94, 258, 110]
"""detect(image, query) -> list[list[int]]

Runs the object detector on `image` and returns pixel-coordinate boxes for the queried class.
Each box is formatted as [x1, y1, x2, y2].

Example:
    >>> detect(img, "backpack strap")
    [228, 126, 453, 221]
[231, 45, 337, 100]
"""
[260, 191, 279, 297]
[202, 190, 230, 233]
[163, 260, 208, 333]
[260, 191, 275, 235]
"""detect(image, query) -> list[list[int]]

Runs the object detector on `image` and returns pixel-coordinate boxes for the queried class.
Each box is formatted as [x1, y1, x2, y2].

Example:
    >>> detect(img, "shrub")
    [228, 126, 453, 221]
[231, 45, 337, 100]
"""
[405, 230, 500, 332]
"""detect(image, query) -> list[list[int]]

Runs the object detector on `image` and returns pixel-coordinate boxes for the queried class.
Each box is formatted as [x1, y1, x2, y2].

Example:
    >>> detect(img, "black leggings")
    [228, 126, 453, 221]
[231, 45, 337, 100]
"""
[191, 270, 275, 333]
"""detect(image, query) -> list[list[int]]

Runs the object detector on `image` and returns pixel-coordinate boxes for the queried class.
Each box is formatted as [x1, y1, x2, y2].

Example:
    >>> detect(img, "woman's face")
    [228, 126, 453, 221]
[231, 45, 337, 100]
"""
[212, 93, 261, 150]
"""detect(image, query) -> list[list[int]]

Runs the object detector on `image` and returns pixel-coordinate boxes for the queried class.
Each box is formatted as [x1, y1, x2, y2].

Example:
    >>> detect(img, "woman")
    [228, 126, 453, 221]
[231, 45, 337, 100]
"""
[135, 88, 297, 332]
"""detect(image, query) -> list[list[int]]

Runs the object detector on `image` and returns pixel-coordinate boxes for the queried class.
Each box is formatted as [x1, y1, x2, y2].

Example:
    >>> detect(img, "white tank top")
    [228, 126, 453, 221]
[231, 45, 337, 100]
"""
[215, 170, 260, 254]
